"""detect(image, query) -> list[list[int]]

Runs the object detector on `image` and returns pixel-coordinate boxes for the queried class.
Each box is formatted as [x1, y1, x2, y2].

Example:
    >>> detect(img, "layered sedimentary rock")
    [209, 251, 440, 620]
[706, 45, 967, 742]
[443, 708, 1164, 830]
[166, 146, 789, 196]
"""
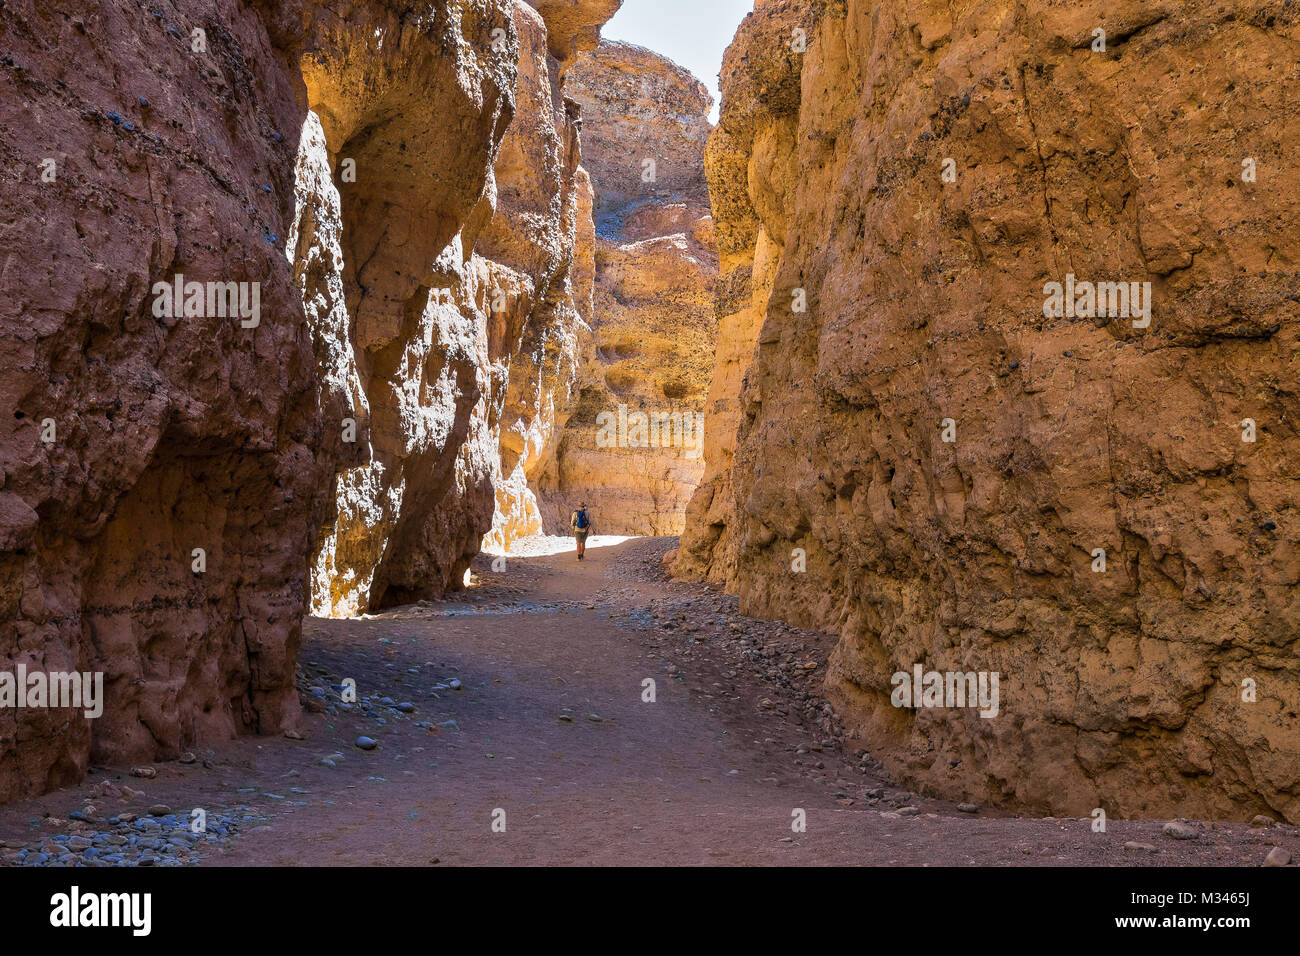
[536, 41, 718, 536]
[681, 0, 1300, 821]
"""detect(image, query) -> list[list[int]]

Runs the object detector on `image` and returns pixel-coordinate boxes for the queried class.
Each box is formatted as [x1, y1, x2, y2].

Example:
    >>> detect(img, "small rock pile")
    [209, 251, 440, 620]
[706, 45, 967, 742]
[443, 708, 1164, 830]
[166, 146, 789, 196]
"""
[0, 804, 265, 868]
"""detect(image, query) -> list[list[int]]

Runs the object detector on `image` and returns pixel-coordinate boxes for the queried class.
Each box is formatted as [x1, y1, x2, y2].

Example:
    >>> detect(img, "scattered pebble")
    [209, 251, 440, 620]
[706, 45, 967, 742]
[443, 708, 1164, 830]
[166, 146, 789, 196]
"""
[5, 806, 264, 868]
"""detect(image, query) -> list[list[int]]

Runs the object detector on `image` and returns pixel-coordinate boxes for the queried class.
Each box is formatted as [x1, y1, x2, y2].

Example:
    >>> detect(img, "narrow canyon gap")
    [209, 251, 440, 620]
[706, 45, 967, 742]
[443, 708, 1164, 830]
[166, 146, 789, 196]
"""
[1, 0, 1297, 828]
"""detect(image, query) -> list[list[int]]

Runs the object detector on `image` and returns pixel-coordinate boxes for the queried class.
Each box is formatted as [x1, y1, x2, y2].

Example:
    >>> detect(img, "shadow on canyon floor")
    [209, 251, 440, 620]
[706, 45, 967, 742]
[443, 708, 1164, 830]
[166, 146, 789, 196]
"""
[1, 537, 1295, 866]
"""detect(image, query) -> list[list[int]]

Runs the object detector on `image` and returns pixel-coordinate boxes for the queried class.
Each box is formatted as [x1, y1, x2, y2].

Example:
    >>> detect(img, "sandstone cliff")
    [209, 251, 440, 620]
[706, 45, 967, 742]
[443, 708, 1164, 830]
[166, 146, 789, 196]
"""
[680, 0, 1300, 822]
[676, 0, 810, 579]
[0, 0, 619, 800]
[538, 41, 718, 536]
[299, 0, 620, 601]
[299, 0, 520, 616]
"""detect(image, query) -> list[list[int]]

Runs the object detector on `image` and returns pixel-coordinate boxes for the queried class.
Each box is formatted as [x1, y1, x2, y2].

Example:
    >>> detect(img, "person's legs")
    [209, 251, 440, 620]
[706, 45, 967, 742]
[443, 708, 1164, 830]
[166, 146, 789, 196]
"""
[574, 503, 589, 560]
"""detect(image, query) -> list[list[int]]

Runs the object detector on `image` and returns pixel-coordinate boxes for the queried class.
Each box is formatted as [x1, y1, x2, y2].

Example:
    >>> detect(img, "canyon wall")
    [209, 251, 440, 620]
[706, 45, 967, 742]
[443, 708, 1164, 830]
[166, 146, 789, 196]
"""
[305, 0, 622, 599]
[0, 0, 339, 801]
[676, 0, 810, 578]
[300, 0, 520, 615]
[0, 0, 619, 800]
[478, 1, 600, 553]
[680, 0, 1300, 822]
[537, 41, 718, 536]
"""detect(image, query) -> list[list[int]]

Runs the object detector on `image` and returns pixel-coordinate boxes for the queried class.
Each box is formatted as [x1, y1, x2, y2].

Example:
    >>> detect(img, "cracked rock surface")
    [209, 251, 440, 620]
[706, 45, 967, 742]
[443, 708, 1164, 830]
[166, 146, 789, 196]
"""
[676, 0, 1300, 822]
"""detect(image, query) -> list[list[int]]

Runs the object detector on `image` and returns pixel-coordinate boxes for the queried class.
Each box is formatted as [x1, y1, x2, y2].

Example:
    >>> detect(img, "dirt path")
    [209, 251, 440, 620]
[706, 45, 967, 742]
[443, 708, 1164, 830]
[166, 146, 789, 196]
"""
[2, 537, 1295, 866]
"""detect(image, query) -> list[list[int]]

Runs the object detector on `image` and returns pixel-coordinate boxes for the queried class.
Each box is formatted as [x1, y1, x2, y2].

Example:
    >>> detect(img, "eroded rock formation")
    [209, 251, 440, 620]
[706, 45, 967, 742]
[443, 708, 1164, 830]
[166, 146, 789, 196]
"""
[679, 0, 1300, 822]
[0, 0, 620, 800]
[478, 0, 598, 553]
[299, 0, 518, 616]
[676, 0, 809, 578]
[536, 41, 718, 536]
[299, 0, 621, 601]
[0, 0, 335, 801]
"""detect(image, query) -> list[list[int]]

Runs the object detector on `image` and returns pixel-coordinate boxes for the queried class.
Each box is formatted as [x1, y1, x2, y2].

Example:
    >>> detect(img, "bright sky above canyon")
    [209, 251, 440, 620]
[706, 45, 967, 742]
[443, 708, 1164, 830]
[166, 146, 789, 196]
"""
[602, 0, 753, 122]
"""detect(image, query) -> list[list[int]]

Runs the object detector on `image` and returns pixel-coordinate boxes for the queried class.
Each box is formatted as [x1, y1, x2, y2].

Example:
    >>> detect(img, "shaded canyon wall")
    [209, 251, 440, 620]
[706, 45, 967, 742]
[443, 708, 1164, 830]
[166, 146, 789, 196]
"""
[0, 0, 620, 801]
[0, 0, 351, 803]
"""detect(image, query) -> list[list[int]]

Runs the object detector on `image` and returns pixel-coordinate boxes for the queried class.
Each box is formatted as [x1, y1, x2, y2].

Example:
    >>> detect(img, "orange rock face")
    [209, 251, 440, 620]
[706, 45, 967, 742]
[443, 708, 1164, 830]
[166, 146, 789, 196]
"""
[302, 0, 622, 600]
[676, 0, 809, 580]
[539, 41, 718, 536]
[527, 0, 623, 62]
[680, 0, 1300, 821]
[480, 1, 597, 553]
[300, 0, 519, 616]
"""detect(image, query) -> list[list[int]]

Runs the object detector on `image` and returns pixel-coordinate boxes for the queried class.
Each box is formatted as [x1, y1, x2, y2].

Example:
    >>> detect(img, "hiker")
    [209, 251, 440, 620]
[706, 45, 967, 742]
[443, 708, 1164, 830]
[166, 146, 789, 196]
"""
[570, 503, 592, 560]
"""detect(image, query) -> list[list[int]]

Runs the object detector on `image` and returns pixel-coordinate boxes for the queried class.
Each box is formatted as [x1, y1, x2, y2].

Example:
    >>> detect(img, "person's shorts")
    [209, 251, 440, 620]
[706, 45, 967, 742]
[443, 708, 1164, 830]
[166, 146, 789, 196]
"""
[574, 530, 588, 541]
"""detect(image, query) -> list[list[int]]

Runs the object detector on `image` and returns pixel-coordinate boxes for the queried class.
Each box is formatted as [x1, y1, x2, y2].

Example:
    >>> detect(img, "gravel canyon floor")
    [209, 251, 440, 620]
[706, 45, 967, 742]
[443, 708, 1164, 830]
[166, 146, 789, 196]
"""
[1, 538, 1294, 867]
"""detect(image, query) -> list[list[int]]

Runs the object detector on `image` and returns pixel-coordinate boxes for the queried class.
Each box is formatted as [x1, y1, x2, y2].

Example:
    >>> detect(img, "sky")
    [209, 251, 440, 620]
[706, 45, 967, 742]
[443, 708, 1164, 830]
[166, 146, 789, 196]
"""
[601, 0, 754, 123]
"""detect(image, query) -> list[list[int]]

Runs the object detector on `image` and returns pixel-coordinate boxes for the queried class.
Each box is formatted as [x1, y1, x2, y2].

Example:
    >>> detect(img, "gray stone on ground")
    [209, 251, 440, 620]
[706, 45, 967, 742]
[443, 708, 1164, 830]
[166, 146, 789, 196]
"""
[1161, 820, 1199, 840]
[1262, 847, 1291, 867]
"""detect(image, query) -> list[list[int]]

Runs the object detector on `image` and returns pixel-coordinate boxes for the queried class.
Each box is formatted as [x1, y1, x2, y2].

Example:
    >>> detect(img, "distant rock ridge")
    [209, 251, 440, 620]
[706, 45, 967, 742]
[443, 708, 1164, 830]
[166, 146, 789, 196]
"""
[529, 39, 719, 537]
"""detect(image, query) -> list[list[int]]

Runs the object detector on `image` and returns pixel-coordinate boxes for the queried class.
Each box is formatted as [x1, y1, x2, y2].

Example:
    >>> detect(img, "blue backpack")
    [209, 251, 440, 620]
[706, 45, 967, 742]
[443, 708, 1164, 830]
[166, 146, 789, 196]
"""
[574, 509, 589, 530]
